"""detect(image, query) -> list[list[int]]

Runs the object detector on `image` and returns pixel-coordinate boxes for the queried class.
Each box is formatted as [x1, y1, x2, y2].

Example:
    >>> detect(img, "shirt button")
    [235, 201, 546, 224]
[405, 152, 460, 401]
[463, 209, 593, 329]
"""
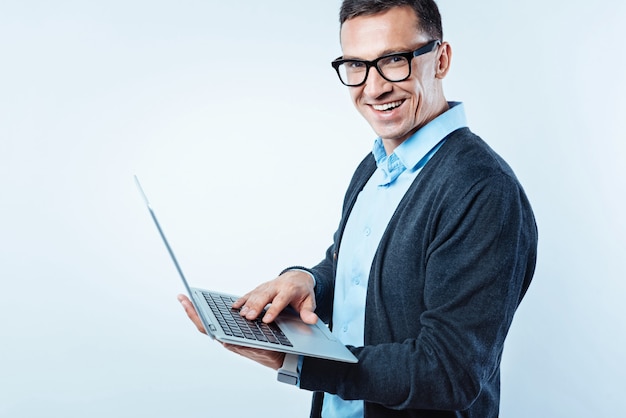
[364, 227, 371, 236]
[342, 325, 348, 333]
[353, 277, 360, 285]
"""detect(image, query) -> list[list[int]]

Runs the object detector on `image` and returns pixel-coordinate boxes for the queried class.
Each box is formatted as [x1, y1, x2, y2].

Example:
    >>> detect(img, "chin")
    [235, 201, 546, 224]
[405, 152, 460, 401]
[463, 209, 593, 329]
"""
[374, 127, 411, 143]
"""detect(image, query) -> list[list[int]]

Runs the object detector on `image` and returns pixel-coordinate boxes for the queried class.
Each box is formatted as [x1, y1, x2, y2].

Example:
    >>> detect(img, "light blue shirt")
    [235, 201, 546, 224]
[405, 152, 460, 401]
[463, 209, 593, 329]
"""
[321, 102, 467, 418]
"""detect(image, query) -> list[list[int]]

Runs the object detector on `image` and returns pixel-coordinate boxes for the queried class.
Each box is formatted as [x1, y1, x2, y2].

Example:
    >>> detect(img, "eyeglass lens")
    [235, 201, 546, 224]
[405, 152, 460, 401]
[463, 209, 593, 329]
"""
[338, 55, 410, 86]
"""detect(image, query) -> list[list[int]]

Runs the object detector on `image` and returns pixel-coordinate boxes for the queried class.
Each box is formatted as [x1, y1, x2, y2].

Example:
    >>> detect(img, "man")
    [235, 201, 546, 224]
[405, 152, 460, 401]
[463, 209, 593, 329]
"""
[179, 1, 538, 417]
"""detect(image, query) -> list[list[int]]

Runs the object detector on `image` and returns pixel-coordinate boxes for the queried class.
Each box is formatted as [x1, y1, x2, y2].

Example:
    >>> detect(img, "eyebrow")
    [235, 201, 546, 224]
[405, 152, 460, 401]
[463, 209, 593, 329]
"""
[341, 47, 414, 61]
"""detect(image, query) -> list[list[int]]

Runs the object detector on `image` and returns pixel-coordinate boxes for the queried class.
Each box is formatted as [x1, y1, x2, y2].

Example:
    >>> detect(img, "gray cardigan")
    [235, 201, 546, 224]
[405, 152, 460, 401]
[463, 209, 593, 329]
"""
[298, 127, 538, 418]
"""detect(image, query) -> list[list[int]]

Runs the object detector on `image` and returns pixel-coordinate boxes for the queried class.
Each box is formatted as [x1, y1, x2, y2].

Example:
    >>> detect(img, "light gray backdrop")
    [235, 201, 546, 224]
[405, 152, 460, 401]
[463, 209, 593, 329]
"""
[1, 1, 624, 417]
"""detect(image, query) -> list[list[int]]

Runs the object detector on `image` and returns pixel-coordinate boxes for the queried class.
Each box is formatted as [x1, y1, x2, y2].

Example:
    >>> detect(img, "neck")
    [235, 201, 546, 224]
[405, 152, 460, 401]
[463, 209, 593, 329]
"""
[381, 100, 450, 155]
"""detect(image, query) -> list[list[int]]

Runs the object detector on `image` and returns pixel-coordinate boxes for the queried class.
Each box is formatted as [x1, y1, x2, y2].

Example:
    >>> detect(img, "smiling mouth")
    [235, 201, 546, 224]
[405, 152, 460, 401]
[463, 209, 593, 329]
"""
[372, 100, 403, 111]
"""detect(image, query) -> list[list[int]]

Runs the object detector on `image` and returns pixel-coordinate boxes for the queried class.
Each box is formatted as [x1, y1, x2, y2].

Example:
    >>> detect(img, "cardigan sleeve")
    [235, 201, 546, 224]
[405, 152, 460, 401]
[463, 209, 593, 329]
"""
[298, 169, 537, 413]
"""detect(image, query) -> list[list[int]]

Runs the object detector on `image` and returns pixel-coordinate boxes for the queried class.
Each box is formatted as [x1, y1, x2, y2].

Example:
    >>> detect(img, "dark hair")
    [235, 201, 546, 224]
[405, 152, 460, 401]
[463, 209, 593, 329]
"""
[339, 0, 443, 40]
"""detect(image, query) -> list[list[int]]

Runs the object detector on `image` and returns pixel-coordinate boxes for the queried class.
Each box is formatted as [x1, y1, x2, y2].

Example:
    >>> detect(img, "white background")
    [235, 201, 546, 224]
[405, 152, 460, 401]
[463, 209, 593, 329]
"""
[1, 1, 624, 417]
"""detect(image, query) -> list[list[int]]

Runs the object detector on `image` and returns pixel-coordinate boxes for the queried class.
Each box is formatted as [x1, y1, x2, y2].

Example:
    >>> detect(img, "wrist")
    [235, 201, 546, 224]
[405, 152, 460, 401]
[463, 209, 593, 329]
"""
[280, 266, 316, 288]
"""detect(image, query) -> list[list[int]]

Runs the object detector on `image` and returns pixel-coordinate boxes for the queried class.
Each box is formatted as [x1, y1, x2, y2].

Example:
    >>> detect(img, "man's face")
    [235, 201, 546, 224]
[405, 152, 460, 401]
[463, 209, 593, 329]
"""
[340, 6, 448, 150]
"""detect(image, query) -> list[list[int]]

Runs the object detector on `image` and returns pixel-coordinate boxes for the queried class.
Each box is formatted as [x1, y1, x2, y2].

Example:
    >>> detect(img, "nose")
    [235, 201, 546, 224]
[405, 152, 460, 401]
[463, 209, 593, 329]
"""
[362, 67, 393, 98]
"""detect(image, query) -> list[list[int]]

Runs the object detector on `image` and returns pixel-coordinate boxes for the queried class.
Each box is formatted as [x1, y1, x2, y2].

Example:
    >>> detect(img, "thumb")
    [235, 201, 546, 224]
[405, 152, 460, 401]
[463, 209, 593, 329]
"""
[299, 299, 318, 325]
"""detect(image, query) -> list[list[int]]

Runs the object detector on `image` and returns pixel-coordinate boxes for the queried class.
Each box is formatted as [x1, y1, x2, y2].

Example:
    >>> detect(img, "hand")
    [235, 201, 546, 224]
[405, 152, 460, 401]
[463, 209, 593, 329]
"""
[177, 294, 285, 370]
[178, 294, 206, 334]
[221, 343, 286, 371]
[232, 270, 318, 325]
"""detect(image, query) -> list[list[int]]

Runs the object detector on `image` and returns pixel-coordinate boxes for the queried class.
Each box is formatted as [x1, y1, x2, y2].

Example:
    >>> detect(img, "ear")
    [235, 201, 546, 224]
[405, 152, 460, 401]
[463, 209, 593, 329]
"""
[435, 42, 452, 79]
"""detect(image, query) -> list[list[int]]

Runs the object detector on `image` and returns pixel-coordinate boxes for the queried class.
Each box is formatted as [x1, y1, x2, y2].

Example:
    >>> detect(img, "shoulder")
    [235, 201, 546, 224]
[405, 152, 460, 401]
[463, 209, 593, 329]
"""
[425, 128, 525, 195]
[438, 128, 516, 178]
[410, 128, 536, 233]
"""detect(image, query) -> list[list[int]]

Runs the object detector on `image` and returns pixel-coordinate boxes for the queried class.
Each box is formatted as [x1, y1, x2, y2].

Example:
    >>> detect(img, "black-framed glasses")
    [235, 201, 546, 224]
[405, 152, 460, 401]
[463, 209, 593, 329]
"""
[331, 40, 441, 87]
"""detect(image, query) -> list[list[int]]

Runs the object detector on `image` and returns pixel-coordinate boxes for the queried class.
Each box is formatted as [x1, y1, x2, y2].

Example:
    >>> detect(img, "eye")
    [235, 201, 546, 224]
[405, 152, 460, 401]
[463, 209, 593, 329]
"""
[346, 61, 366, 70]
[379, 55, 408, 68]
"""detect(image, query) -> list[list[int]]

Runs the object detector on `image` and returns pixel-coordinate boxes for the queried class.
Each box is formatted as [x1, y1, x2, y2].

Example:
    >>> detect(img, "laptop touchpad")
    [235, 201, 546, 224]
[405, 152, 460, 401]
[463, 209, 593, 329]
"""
[279, 317, 315, 336]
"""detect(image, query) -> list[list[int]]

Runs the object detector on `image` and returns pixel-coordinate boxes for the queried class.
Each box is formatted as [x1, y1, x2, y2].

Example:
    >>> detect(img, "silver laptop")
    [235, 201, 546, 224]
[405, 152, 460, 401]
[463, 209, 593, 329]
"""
[135, 176, 357, 363]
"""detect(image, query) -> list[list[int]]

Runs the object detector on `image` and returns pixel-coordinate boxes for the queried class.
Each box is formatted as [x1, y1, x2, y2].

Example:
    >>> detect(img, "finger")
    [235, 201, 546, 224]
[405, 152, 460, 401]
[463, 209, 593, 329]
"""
[231, 293, 250, 309]
[261, 293, 292, 323]
[239, 287, 278, 321]
[177, 294, 206, 334]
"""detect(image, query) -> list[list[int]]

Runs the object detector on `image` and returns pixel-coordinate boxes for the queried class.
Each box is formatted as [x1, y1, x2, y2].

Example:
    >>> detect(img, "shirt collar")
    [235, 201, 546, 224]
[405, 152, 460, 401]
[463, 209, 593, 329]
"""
[372, 102, 467, 186]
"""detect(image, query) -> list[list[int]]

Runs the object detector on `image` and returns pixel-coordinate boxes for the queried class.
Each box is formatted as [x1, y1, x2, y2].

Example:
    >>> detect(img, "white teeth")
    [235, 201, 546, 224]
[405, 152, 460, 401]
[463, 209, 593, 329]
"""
[373, 100, 403, 111]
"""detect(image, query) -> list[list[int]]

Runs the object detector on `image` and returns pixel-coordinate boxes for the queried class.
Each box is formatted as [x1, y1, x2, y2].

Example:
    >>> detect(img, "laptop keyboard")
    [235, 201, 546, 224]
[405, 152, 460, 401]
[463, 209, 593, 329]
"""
[203, 293, 293, 347]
